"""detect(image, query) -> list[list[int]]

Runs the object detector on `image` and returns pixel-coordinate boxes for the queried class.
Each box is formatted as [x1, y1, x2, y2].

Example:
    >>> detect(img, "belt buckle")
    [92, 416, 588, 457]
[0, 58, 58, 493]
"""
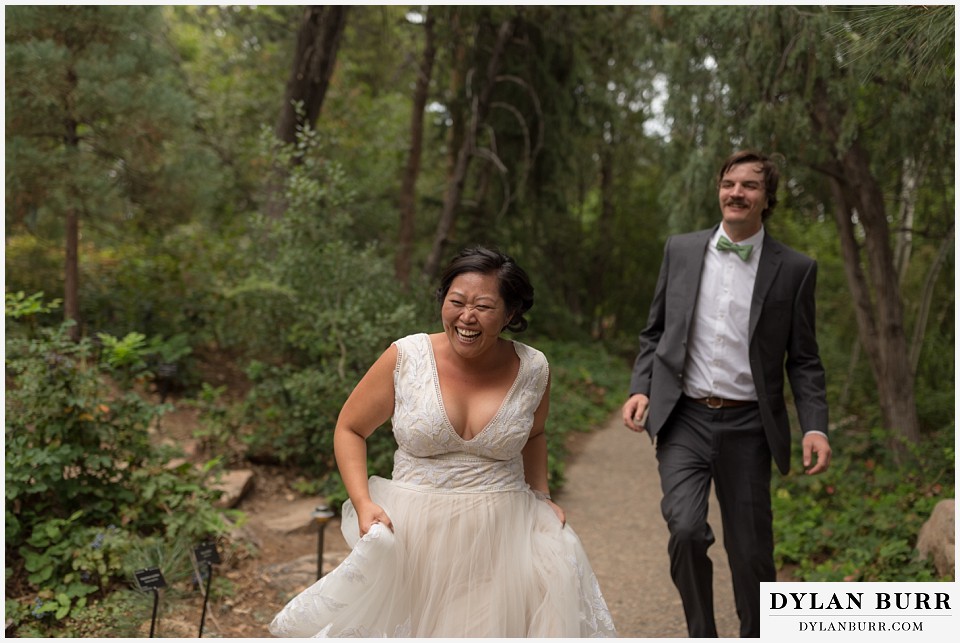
[705, 396, 724, 409]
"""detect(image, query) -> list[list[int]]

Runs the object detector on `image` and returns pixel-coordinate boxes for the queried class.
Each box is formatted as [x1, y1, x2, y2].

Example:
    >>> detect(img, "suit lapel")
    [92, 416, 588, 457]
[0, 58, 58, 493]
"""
[750, 233, 783, 340]
[682, 227, 715, 330]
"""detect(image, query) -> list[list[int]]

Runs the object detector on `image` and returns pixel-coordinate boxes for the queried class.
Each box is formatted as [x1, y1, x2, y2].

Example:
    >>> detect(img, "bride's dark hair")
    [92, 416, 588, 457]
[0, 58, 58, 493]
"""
[435, 246, 534, 333]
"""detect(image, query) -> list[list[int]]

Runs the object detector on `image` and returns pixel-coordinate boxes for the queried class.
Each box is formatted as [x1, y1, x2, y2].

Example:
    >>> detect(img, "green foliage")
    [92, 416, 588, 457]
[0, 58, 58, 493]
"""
[530, 337, 631, 489]
[16, 520, 136, 623]
[187, 383, 244, 458]
[6, 6, 227, 404]
[6, 291, 63, 320]
[207, 123, 417, 484]
[914, 327, 955, 431]
[5, 296, 234, 628]
[240, 361, 359, 469]
[165, 5, 299, 214]
[833, 5, 954, 89]
[773, 423, 954, 581]
[7, 5, 223, 236]
[36, 587, 149, 638]
[10, 530, 232, 637]
[321, 35, 420, 240]
[97, 332, 149, 377]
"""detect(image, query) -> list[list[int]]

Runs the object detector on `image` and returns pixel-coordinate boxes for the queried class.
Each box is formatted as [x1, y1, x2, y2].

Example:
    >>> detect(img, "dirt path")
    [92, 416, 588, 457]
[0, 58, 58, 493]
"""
[556, 411, 740, 638]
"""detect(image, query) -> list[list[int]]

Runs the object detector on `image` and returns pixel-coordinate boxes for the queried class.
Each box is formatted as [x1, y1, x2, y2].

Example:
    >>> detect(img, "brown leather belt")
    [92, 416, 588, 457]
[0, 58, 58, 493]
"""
[689, 395, 756, 409]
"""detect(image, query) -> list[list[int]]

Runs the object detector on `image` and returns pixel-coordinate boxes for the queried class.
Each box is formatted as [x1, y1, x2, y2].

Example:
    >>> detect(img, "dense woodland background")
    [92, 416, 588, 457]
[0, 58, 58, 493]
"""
[5, 5, 955, 635]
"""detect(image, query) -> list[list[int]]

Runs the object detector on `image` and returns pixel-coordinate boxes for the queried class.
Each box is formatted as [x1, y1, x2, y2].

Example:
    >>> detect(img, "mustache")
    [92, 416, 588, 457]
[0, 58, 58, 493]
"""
[724, 198, 749, 206]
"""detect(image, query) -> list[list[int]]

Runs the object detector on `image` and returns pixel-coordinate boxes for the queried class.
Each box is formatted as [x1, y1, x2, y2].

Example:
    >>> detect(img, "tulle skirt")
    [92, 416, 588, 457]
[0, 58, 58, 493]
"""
[269, 476, 616, 637]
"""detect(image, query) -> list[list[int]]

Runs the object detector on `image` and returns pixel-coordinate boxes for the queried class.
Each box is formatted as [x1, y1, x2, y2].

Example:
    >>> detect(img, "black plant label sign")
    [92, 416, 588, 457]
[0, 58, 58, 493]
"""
[135, 568, 167, 591]
[194, 541, 222, 566]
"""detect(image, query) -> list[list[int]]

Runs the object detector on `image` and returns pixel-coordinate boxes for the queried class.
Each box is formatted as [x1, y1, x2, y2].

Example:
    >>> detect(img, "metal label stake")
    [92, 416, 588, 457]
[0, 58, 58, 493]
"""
[134, 568, 167, 638]
[313, 504, 335, 580]
[194, 541, 222, 638]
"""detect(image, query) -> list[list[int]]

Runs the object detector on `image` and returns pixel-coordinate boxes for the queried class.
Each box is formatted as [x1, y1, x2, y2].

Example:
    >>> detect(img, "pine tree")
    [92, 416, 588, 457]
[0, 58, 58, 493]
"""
[7, 5, 217, 339]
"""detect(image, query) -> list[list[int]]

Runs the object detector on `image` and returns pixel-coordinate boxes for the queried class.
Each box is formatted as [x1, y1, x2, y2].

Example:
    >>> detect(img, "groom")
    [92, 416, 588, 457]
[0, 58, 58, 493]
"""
[622, 150, 831, 637]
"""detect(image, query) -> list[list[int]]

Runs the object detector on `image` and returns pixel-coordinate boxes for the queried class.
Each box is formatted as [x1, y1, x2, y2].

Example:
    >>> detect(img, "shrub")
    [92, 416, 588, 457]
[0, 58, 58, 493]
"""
[201, 124, 416, 490]
[533, 337, 631, 489]
[5, 294, 234, 629]
[773, 423, 954, 581]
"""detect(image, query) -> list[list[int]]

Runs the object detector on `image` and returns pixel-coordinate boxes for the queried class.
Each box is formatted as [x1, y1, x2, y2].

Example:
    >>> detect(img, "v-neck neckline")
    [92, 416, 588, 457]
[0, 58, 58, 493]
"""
[425, 335, 524, 443]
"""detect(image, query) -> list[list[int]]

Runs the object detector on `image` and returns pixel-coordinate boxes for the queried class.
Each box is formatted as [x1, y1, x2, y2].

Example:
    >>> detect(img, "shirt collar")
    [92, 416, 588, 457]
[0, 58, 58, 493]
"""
[713, 225, 765, 247]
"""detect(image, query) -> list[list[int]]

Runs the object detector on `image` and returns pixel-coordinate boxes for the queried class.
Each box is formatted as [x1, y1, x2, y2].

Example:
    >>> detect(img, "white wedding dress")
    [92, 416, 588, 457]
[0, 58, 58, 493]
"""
[270, 333, 617, 637]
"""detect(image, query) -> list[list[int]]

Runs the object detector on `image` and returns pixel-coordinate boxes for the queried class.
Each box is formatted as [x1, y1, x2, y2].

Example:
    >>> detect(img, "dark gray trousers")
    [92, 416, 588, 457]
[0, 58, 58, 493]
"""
[655, 396, 775, 638]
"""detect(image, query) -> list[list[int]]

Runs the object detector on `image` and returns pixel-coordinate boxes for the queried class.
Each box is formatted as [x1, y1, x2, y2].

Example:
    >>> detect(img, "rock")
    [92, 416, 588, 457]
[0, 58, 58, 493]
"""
[916, 498, 955, 577]
[259, 497, 330, 535]
[164, 457, 189, 470]
[262, 553, 319, 596]
[213, 469, 255, 508]
[262, 550, 350, 599]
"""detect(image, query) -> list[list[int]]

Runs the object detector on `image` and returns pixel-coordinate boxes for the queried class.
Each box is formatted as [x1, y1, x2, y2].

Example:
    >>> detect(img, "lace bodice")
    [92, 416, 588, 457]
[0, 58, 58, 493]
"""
[390, 333, 549, 492]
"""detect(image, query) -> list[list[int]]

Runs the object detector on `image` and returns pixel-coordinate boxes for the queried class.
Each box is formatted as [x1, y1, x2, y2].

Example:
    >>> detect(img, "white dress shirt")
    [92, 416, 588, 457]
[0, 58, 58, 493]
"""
[683, 226, 765, 401]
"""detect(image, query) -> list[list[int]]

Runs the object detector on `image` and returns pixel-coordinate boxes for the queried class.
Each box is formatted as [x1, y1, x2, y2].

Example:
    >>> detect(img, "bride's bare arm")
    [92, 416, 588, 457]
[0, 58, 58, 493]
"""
[334, 344, 398, 535]
[521, 375, 565, 525]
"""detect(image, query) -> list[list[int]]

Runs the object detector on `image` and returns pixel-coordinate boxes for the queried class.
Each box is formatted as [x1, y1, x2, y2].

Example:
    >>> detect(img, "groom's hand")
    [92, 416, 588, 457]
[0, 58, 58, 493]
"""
[802, 432, 832, 475]
[622, 394, 650, 433]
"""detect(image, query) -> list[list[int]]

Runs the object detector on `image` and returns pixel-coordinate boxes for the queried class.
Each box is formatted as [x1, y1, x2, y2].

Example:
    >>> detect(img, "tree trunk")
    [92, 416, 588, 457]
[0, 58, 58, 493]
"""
[422, 19, 515, 279]
[820, 142, 921, 446]
[589, 147, 616, 338]
[63, 106, 81, 342]
[894, 156, 919, 287]
[266, 6, 348, 219]
[846, 143, 919, 444]
[839, 337, 861, 409]
[275, 6, 349, 144]
[395, 9, 436, 287]
[910, 222, 954, 375]
[64, 204, 80, 342]
[444, 11, 467, 193]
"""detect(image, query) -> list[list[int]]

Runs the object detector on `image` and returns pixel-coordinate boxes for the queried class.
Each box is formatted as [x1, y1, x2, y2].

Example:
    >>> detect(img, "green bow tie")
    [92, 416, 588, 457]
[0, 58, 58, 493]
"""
[716, 236, 753, 261]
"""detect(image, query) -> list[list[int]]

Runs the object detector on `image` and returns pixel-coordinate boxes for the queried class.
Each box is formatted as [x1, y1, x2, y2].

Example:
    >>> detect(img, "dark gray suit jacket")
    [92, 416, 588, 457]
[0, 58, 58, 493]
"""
[629, 226, 828, 474]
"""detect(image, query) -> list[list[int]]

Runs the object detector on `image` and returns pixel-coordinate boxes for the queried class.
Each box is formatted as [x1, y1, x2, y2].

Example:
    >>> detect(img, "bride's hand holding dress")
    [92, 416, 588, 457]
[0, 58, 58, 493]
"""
[354, 500, 392, 536]
[544, 498, 566, 526]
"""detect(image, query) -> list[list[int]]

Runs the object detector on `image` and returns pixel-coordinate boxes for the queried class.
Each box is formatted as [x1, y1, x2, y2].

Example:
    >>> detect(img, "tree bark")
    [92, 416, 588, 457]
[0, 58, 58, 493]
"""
[444, 10, 467, 192]
[894, 156, 919, 287]
[422, 19, 515, 279]
[64, 204, 80, 342]
[63, 101, 81, 341]
[275, 6, 349, 144]
[395, 9, 436, 287]
[589, 146, 616, 338]
[910, 222, 954, 375]
[811, 79, 920, 444]
[265, 6, 348, 219]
